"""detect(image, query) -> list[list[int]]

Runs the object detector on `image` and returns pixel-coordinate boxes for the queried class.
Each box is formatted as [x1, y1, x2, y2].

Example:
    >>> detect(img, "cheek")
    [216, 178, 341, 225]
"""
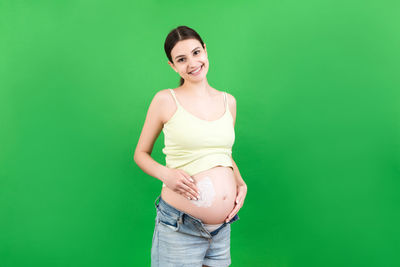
[203, 57, 209, 67]
[201, 55, 208, 62]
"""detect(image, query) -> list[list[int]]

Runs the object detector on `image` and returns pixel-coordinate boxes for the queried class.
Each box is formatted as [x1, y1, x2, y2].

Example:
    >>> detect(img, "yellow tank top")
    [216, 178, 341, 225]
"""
[161, 89, 235, 187]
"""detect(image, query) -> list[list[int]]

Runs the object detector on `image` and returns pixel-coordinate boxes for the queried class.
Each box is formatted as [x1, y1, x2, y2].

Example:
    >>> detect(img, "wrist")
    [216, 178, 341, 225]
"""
[159, 166, 170, 183]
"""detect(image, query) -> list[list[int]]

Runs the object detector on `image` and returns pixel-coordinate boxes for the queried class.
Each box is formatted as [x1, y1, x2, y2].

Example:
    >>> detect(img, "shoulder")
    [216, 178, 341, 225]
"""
[153, 88, 173, 102]
[150, 89, 176, 123]
[150, 89, 176, 109]
[225, 92, 236, 106]
[224, 91, 237, 125]
[225, 92, 237, 113]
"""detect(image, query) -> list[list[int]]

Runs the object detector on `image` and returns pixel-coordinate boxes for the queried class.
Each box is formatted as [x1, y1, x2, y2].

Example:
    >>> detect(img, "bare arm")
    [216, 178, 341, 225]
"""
[231, 156, 246, 187]
[225, 92, 247, 222]
[133, 91, 169, 182]
[133, 90, 200, 199]
[227, 93, 247, 188]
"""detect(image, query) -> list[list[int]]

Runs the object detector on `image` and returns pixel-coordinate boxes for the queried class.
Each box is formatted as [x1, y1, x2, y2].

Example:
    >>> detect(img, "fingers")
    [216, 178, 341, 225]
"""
[176, 177, 199, 200]
[183, 177, 200, 195]
[226, 188, 246, 222]
[226, 206, 239, 222]
[179, 172, 199, 198]
[226, 200, 244, 222]
[226, 209, 238, 222]
[169, 170, 200, 200]
[179, 182, 200, 200]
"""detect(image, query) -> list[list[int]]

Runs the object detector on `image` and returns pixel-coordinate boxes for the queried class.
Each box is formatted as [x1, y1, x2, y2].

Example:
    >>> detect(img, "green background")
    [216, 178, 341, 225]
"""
[1, 0, 399, 266]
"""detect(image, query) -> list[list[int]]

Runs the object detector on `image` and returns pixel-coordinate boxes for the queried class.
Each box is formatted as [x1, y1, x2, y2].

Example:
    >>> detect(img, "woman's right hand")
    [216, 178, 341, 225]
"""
[162, 168, 200, 200]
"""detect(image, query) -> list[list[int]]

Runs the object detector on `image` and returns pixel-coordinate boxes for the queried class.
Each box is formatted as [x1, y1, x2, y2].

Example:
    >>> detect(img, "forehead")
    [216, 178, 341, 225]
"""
[171, 39, 202, 56]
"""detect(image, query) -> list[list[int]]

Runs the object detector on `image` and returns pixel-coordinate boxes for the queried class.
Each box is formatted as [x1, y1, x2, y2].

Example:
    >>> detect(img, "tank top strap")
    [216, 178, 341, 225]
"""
[223, 91, 228, 109]
[169, 89, 181, 107]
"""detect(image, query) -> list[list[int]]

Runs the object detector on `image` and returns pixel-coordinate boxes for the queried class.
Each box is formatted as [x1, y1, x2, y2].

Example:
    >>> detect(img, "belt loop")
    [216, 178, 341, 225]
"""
[154, 195, 161, 208]
[178, 213, 183, 224]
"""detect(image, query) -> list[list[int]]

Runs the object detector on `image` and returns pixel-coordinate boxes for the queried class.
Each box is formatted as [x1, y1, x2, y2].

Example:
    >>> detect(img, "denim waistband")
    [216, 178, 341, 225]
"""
[154, 195, 239, 237]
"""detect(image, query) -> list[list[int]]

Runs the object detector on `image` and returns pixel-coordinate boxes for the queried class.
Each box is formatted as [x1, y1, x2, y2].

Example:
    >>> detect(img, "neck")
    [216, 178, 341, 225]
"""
[180, 78, 212, 97]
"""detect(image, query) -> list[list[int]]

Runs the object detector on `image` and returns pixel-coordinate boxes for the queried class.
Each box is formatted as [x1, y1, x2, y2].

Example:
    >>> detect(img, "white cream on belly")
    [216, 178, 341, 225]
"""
[190, 176, 215, 207]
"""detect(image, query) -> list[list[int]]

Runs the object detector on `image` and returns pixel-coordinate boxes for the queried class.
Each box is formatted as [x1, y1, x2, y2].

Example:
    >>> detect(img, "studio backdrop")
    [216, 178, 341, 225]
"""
[1, 0, 399, 266]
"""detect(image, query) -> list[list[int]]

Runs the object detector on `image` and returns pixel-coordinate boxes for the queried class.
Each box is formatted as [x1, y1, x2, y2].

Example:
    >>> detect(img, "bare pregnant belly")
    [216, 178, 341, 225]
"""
[161, 166, 237, 224]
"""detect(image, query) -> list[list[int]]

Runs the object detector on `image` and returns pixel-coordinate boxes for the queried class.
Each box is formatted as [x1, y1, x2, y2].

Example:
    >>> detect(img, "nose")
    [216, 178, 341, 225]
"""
[187, 57, 198, 69]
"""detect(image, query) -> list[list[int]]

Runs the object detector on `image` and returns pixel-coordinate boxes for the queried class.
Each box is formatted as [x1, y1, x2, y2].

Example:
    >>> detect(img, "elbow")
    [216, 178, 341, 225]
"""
[133, 150, 148, 164]
[133, 151, 140, 164]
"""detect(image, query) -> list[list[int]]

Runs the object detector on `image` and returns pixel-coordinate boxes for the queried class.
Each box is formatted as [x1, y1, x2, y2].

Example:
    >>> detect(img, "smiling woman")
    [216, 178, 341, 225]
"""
[134, 25, 247, 267]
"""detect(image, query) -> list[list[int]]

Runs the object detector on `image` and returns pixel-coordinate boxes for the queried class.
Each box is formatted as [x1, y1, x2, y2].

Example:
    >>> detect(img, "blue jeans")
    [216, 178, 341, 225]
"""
[151, 195, 240, 267]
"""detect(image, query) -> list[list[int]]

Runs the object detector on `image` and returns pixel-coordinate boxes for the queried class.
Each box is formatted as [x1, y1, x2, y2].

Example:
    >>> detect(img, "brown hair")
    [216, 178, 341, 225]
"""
[164, 26, 205, 86]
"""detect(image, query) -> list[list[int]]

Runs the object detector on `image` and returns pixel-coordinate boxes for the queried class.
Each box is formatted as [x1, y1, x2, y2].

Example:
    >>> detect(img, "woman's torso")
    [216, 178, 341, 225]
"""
[161, 166, 237, 224]
[160, 87, 237, 224]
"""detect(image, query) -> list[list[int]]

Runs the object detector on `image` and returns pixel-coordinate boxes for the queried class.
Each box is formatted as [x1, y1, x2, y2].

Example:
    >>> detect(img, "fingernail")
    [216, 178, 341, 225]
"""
[187, 196, 191, 200]
[190, 177, 194, 182]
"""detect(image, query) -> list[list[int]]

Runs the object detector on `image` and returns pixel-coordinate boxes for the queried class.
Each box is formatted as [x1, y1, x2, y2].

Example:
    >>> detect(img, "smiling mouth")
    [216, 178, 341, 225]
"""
[189, 64, 203, 74]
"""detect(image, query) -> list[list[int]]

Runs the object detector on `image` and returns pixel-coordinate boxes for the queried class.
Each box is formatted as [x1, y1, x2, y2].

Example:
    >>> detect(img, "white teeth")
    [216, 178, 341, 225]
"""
[190, 65, 202, 74]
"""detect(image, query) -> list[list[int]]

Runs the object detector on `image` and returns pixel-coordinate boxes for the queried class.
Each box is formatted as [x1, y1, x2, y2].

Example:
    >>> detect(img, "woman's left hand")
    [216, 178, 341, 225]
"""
[225, 184, 247, 223]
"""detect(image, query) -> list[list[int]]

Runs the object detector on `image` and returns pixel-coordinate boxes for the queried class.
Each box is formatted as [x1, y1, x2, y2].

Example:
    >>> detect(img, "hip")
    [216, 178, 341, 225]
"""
[151, 195, 240, 266]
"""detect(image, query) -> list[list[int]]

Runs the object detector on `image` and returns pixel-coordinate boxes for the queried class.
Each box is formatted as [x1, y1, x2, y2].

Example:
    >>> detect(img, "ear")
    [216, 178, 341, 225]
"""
[204, 43, 207, 54]
[168, 61, 178, 72]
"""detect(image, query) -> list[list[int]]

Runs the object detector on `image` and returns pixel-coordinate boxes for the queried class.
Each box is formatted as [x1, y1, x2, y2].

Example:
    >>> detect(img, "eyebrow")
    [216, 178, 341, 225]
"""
[175, 47, 201, 60]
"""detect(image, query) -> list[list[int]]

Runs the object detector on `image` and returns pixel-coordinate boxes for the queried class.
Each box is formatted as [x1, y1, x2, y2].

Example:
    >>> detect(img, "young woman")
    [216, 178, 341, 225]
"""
[134, 25, 247, 267]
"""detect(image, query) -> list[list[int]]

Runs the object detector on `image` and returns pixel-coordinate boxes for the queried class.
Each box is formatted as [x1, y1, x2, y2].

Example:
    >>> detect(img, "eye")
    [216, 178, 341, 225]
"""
[177, 50, 200, 63]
